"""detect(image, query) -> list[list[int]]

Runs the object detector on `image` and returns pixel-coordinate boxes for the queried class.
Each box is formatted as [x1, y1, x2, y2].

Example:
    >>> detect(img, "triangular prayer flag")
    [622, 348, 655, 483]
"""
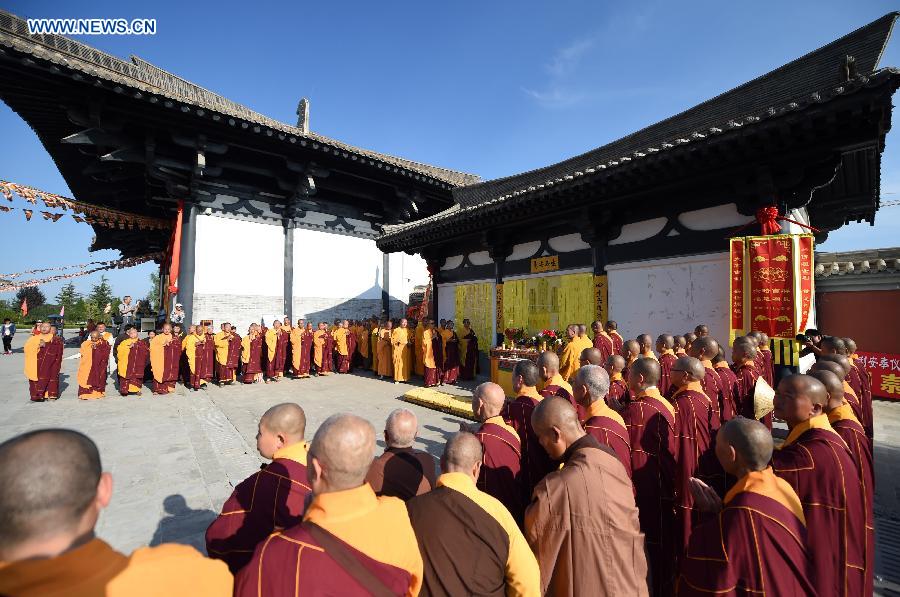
[20, 297, 27, 317]
[23, 209, 32, 221]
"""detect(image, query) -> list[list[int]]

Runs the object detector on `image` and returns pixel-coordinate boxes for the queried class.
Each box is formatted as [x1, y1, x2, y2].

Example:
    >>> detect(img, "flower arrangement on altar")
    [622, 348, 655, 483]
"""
[503, 327, 528, 347]
[533, 329, 565, 351]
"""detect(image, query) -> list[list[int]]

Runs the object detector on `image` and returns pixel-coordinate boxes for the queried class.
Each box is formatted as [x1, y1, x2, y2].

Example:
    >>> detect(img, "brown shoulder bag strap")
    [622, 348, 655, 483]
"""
[303, 521, 398, 597]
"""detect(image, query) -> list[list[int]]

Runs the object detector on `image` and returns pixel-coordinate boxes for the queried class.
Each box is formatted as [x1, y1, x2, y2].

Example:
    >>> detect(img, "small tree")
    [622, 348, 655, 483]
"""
[145, 272, 161, 313]
[15, 286, 46, 310]
[86, 276, 115, 323]
[56, 282, 81, 310]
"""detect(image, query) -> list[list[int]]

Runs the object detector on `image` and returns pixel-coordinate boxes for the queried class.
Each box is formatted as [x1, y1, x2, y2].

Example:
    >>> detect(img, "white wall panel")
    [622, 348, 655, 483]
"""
[607, 252, 729, 343]
[389, 252, 429, 303]
[293, 229, 382, 299]
[194, 215, 283, 296]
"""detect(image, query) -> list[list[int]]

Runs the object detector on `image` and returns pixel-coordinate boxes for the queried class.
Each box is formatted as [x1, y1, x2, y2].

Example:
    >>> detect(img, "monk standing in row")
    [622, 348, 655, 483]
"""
[414, 318, 426, 377]
[845, 337, 873, 439]
[77, 330, 111, 399]
[23, 323, 55, 401]
[213, 323, 241, 385]
[471, 382, 525, 524]
[605, 355, 628, 404]
[572, 365, 631, 477]
[771, 374, 866, 597]
[441, 320, 460, 384]
[606, 320, 624, 354]
[459, 318, 479, 381]
[377, 320, 393, 379]
[0, 429, 232, 596]
[365, 409, 437, 501]
[333, 321, 350, 373]
[679, 418, 816, 595]
[505, 360, 555, 501]
[730, 336, 762, 424]
[422, 320, 440, 387]
[206, 403, 311, 574]
[370, 319, 381, 373]
[293, 321, 314, 378]
[689, 337, 727, 423]
[183, 325, 211, 391]
[538, 351, 574, 403]
[117, 326, 149, 396]
[311, 322, 330, 375]
[621, 357, 676, 596]
[621, 339, 640, 381]
[264, 320, 288, 382]
[656, 334, 676, 394]
[240, 323, 263, 383]
[43, 326, 64, 399]
[558, 325, 582, 381]
[150, 323, 181, 394]
[392, 318, 413, 383]
[592, 320, 614, 363]
[356, 320, 370, 371]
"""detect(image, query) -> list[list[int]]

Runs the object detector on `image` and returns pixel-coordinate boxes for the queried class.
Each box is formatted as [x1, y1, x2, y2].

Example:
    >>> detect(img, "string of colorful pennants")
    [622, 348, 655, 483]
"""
[0, 180, 171, 231]
[0, 253, 164, 294]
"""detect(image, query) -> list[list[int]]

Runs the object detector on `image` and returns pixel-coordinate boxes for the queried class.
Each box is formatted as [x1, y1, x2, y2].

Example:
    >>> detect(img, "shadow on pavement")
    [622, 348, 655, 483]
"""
[149, 494, 217, 554]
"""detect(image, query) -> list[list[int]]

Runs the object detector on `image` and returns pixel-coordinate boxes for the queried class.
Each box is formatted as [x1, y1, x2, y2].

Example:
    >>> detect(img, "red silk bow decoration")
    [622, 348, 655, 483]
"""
[731, 205, 821, 236]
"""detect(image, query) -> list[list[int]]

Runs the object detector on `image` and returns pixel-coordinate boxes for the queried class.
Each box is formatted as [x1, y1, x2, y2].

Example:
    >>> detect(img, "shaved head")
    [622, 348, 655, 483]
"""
[809, 370, 845, 411]
[0, 430, 101, 546]
[732, 337, 757, 359]
[657, 334, 674, 350]
[580, 347, 604, 365]
[630, 356, 661, 387]
[637, 334, 653, 350]
[818, 354, 852, 378]
[690, 337, 719, 360]
[473, 382, 507, 420]
[674, 335, 686, 350]
[538, 351, 560, 377]
[574, 364, 611, 404]
[384, 408, 418, 448]
[622, 339, 640, 357]
[675, 356, 705, 381]
[684, 332, 697, 345]
[513, 360, 540, 387]
[309, 414, 376, 491]
[821, 336, 848, 355]
[441, 432, 483, 473]
[844, 338, 858, 354]
[719, 418, 773, 471]
[786, 375, 828, 407]
[810, 359, 847, 380]
[606, 354, 626, 372]
[260, 403, 307, 442]
[695, 324, 709, 337]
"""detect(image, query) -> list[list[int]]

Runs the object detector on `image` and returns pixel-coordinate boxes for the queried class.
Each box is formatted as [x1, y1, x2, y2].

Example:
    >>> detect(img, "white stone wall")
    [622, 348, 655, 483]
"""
[606, 252, 730, 345]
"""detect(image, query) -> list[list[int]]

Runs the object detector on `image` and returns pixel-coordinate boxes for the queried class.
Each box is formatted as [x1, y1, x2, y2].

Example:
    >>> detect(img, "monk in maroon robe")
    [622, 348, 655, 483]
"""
[845, 338, 874, 439]
[472, 383, 525, 524]
[604, 355, 628, 406]
[771, 374, 866, 597]
[459, 319, 479, 381]
[150, 323, 181, 394]
[264, 321, 289, 380]
[294, 322, 314, 377]
[591, 321, 614, 363]
[606, 321, 624, 355]
[43, 328, 64, 399]
[241, 325, 264, 383]
[678, 418, 817, 596]
[812, 368, 875, 595]
[23, 323, 56, 401]
[822, 338, 873, 441]
[77, 332, 111, 399]
[346, 322, 357, 372]
[201, 328, 216, 383]
[818, 355, 866, 431]
[213, 324, 241, 384]
[207, 404, 311, 573]
[621, 357, 677, 596]
[656, 334, 677, 395]
[689, 337, 727, 425]
[117, 328, 149, 396]
[730, 337, 768, 428]
[572, 365, 631, 478]
[503, 360, 556, 502]
[440, 322, 460, 384]
[753, 331, 775, 387]
[669, 357, 719, 554]
[323, 325, 335, 373]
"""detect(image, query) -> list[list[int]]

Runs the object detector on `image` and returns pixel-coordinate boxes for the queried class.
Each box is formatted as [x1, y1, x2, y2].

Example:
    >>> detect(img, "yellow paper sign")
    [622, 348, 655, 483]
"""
[531, 255, 559, 273]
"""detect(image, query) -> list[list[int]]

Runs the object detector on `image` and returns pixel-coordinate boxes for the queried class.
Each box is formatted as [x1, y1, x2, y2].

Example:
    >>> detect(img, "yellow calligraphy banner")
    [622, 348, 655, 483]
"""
[593, 275, 608, 324]
[502, 272, 594, 334]
[454, 282, 493, 356]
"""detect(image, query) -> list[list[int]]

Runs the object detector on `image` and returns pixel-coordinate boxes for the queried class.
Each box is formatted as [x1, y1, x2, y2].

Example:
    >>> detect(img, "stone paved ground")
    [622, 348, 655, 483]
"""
[2, 339, 900, 593]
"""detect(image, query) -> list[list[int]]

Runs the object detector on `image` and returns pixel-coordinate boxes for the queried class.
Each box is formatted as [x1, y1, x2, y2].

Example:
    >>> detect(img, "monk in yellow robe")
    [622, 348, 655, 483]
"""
[558, 325, 583, 381]
[392, 318, 413, 383]
[332, 323, 350, 373]
[414, 319, 426, 376]
[313, 322, 332, 375]
[213, 323, 241, 385]
[377, 320, 394, 379]
[77, 330, 111, 399]
[371, 320, 380, 373]
[151, 322, 181, 394]
[0, 429, 232, 596]
[23, 322, 56, 402]
[357, 320, 371, 368]
[422, 320, 440, 387]
[116, 326, 149, 396]
[182, 325, 211, 391]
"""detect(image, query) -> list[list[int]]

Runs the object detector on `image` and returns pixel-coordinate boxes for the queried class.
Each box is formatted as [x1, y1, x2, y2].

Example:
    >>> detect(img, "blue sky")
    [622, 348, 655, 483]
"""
[1, 0, 899, 303]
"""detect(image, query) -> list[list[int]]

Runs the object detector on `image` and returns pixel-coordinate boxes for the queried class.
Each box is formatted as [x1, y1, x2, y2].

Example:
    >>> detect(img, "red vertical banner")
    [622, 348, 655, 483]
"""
[747, 236, 795, 338]
[729, 238, 745, 341]
[797, 234, 814, 332]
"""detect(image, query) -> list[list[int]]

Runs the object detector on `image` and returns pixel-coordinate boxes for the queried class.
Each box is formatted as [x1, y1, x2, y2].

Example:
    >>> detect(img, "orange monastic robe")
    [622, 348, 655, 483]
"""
[77, 338, 110, 399]
[414, 322, 425, 376]
[391, 327, 412, 382]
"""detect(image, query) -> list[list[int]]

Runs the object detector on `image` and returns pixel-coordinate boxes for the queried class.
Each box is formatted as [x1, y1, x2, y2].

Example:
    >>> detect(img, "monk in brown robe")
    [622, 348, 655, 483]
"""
[150, 323, 181, 394]
[730, 336, 765, 425]
[844, 337, 873, 439]
[636, 333, 657, 362]
[392, 318, 413, 383]
[811, 367, 875, 595]
[674, 335, 687, 356]
[311, 322, 330, 375]
[408, 432, 540, 595]
[365, 409, 436, 500]
[656, 334, 676, 395]
[235, 414, 423, 596]
[77, 331, 111, 399]
[818, 354, 866, 428]
[604, 354, 628, 405]
[22, 323, 53, 402]
[755, 331, 775, 387]
[572, 364, 631, 477]
[43, 326, 64, 399]
[712, 347, 739, 419]
[370, 319, 380, 373]
[421, 320, 440, 387]
[526, 397, 649, 596]
[117, 326, 149, 396]
[687, 337, 728, 424]
[472, 382, 525, 524]
[440, 320, 461, 384]
[538, 350, 574, 404]
[504, 359, 556, 503]
[333, 321, 351, 373]
[822, 337, 872, 439]
[292, 320, 313, 377]
[771, 374, 867, 597]
[683, 331, 697, 355]
[621, 339, 641, 383]
[459, 318, 479, 380]
[213, 323, 241, 385]
[207, 403, 312, 573]
[183, 325, 211, 390]
[606, 320, 624, 355]
[679, 418, 816, 596]
[746, 332, 769, 385]
[621, 357, 677, 596]
[377, 320, 394, 379]
[356, 320, 370, 370]
[264, 320, 288, 382]
[0, 429, 232, 596]
[240, 324, 263, 383]
[591, 320, 614, 363]
[669, 356, 720, 553]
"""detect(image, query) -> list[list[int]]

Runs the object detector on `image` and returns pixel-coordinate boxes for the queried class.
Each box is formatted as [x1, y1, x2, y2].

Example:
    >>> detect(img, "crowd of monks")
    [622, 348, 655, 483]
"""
[22, 316, 481, 401]
[8, 317, 878, 597]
